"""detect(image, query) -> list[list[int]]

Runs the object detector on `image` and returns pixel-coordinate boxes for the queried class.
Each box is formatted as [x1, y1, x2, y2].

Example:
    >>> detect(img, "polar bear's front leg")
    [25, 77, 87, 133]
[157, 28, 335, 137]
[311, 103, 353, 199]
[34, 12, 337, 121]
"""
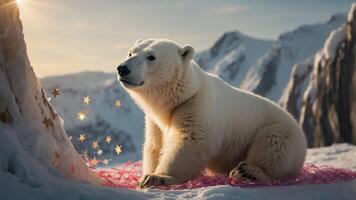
[142, 117, 163, 176]
[139, 125, 206, 188]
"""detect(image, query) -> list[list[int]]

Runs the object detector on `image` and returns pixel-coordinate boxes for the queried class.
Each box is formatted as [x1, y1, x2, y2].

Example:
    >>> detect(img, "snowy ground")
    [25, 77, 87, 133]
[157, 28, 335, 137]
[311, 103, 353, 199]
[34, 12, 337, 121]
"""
[1, 140, 355, 200]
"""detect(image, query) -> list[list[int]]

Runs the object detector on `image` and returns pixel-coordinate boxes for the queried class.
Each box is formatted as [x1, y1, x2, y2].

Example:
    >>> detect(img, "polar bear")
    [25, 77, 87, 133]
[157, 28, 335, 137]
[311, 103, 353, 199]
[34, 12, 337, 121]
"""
[116, 39, 307, 188]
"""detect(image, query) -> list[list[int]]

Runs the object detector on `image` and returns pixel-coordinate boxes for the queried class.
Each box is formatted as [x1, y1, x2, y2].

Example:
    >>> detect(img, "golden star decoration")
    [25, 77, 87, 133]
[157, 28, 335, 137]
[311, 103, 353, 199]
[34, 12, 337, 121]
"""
[51, 88, 60, 98]
[83, 96, 91, 104]
[90, 157, 99, 166]
[105, 135, 112, 144]
[92, 141, 99, 149]
[102, 159, 109, 165]
[77, 112, 86, 121]
[115, 99, 121, 109]
[114, 144, 122, 155]
[42, 117, 54, 128]
[79, 134, 86, 142]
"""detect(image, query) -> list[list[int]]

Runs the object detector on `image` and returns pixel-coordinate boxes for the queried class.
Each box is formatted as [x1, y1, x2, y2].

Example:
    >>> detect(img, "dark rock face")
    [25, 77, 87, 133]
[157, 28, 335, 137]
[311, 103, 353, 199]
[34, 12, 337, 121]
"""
[282, 4, 356, 147]
[253, 48, 281, 97]
[195, 31, 243, 71]
[223, 54, 245, 80]
[280, 59, 313, 120]
[210, 32, 240, 60]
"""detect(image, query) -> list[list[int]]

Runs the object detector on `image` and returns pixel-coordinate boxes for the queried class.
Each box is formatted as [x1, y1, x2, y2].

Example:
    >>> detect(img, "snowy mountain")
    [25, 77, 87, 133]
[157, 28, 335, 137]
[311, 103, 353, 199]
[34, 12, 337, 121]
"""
[194, 14, 346, 102]
[41, 71, 144, 163]
[240, 13, 346, 101]
[280, 4, 356, 147]
[195, 31, 273, 87]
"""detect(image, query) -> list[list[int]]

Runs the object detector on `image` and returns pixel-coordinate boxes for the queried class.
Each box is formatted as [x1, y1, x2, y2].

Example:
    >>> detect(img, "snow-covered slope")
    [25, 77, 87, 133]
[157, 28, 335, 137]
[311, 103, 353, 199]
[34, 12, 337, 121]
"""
[0, 0, 98, 183]
[240, 14, 346, 101]
[41, 71, 144, 163]
[195, 31, 273, 87]
[2, 127, 356, 200]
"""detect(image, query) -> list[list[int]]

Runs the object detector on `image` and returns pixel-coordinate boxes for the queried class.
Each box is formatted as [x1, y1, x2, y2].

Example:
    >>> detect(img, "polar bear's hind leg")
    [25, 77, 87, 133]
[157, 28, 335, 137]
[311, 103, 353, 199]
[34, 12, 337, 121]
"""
[229, 123, 303, 182]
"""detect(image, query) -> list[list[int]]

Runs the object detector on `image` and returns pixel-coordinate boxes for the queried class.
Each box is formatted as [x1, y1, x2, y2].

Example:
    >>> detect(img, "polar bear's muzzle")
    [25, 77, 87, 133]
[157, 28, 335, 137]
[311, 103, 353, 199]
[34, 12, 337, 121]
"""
[117, 64, 131, 77]
[117, 63, 145, 87]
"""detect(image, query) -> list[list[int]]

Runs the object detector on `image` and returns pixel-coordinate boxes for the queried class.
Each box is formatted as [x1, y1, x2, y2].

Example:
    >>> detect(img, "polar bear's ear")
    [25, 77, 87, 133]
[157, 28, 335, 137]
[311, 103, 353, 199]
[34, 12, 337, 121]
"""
[135, 39, 142, 45]
[180, 45, 195, 63]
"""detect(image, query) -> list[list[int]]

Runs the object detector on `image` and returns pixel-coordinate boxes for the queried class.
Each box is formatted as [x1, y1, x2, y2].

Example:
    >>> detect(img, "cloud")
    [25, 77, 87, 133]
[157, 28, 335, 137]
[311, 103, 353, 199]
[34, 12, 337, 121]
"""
[212, 5, 249, 15]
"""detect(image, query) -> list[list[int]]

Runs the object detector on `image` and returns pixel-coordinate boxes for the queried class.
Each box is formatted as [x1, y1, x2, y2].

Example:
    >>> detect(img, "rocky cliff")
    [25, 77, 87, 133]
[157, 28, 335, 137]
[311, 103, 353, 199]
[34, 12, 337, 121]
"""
[281, 4, 356, 147]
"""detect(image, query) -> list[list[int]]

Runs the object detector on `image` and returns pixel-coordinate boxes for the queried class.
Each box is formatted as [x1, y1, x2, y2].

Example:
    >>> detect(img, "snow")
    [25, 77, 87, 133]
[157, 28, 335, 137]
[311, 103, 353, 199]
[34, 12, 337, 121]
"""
[307, 143, 356, 169]
[323, 25, 346, 60]
[1, 123, 356, 200]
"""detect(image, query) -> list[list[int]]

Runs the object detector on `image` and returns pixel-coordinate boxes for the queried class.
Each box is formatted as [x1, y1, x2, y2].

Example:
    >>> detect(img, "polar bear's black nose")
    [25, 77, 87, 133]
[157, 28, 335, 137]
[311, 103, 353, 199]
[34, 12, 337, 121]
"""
[117, 64, 130, 76]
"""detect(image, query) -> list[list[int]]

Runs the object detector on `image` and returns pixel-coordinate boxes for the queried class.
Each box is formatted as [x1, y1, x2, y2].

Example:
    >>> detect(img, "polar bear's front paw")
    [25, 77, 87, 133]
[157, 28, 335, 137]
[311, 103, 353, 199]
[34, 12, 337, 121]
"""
[138, 174, 175, 189]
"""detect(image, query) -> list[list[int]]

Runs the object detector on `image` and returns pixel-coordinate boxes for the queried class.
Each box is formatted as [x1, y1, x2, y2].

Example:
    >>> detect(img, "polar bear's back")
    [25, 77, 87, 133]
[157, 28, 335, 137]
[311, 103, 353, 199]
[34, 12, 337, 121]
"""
[194, 64, 305, 153]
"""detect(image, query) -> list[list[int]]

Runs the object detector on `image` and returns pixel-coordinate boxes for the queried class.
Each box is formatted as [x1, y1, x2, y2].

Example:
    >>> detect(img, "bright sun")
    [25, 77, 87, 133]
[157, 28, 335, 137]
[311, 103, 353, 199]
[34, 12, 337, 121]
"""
[16, 0, 24, 5]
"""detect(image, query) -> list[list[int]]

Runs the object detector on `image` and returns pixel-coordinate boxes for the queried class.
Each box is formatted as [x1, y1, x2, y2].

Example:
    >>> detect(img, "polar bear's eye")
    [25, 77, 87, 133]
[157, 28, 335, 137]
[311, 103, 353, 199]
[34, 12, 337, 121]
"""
[128, 53, 132, 57]
[147, 55, 156, 61]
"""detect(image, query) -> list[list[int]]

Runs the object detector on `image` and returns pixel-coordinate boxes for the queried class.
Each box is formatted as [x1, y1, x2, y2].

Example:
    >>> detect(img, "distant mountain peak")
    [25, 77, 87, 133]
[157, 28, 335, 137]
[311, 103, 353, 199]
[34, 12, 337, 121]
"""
[42, 71, 115, 90]
[195, 30, 273, 86]
[240, 12, 347, 101]
[328, 13, 347, 24]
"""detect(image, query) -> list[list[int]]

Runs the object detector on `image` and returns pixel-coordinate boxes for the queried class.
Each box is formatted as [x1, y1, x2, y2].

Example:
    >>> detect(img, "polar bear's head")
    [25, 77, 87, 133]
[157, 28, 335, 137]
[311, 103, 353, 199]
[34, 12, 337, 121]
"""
[117, 39, 195, 91]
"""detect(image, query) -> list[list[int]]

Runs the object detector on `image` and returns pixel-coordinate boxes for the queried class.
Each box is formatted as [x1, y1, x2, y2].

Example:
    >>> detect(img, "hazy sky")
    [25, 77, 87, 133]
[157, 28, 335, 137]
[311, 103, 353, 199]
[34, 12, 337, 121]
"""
[18, 0, 354, 78]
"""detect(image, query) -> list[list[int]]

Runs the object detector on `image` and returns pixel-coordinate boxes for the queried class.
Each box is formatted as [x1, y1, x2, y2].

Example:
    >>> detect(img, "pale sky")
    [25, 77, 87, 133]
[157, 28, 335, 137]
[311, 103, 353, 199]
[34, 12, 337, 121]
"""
[18, 0, 354, 78]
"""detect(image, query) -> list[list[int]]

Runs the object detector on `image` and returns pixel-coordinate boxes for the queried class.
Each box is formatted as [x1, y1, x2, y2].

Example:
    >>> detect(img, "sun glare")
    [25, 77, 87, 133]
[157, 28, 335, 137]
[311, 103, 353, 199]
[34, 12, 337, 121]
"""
[16, 0, 24, 5]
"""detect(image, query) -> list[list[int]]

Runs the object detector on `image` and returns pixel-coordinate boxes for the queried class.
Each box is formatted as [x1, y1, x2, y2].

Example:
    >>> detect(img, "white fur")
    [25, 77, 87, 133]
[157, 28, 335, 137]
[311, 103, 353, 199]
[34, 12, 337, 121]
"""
[117, 39, 307, 188]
